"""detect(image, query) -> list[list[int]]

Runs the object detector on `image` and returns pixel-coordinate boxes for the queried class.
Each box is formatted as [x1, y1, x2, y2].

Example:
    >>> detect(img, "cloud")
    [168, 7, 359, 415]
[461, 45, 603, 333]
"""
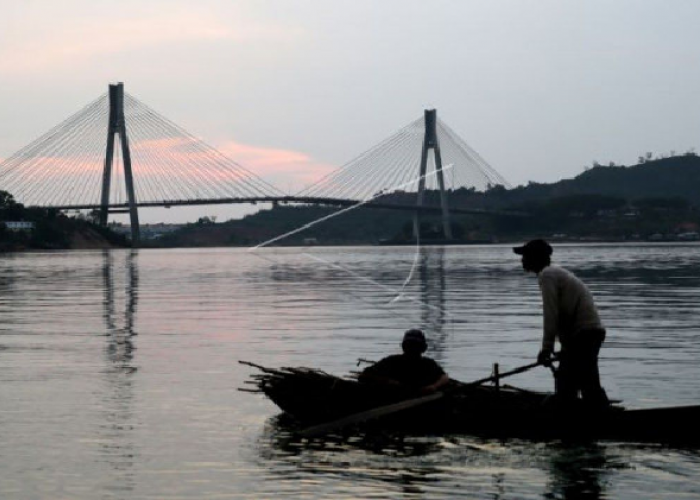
[217, 140, 336, 194]
[0, 135, 336, 206]
[0, 6, 305, 75]
[130, 136, 337, 192]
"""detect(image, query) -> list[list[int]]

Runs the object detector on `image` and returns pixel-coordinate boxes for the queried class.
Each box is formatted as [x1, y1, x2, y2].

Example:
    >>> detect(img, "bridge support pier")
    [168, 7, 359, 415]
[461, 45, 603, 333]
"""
[413, 109, 452, 241]
[100, 82, 140, 246]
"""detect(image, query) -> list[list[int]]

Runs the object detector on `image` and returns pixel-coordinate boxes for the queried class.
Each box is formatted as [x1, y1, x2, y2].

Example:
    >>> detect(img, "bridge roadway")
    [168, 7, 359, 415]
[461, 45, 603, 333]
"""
[37, 196, 528, 217]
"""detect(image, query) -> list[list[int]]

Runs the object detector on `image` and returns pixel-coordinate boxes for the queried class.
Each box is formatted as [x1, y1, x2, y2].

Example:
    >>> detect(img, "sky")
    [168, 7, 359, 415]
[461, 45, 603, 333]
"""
[2, 0, 700, 223]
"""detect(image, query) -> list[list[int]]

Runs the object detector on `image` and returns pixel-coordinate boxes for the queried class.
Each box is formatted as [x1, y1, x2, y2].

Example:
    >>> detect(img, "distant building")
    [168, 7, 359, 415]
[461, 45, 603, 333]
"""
[106, 223, 183, 240]
[676, 221, 699, 232]
[596, 209, 617, 218]
[677, 232, 699, 241]
[2, 221, 35, 232]
[140, 223, 183, 240]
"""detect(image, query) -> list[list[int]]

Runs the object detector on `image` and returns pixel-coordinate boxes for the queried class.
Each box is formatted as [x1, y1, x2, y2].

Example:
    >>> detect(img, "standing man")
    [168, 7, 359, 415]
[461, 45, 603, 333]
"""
[513, 239, 609, 408]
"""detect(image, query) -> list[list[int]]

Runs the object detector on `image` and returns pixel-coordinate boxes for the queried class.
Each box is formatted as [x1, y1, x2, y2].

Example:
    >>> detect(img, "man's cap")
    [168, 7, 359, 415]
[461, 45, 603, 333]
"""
[403, 329, 426, 344]
[513, 239, 553, 257]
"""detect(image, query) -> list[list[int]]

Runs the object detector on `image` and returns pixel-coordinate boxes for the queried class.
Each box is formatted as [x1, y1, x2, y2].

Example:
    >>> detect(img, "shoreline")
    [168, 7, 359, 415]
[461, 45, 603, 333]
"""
[4, 239, 700, 253]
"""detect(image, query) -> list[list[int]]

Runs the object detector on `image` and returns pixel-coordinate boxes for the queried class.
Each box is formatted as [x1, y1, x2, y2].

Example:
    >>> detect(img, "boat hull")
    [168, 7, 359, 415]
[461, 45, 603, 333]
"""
[241, 362, 700, 445]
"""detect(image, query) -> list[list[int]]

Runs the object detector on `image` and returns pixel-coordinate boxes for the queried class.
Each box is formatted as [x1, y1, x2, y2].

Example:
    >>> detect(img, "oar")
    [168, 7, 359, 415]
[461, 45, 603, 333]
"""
[299, 391, 443, 438]
[299, 357, 555, 438]
[460, 356, 557, 388]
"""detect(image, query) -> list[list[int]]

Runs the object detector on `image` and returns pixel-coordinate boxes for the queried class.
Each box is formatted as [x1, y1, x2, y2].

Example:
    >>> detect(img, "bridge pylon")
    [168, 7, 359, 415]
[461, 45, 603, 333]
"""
[413, 109, 452, 240]
[99, 82, 140, 246]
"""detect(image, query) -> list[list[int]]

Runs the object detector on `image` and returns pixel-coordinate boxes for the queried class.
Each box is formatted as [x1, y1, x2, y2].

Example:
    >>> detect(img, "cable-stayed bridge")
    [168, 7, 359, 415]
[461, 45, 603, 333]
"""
[0, 83, 514, 245]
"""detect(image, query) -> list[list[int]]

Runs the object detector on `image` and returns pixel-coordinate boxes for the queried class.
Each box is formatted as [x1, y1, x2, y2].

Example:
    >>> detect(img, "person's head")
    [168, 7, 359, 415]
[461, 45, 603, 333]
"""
[513, 239, 552, 273]
[401, 329, 427, 357]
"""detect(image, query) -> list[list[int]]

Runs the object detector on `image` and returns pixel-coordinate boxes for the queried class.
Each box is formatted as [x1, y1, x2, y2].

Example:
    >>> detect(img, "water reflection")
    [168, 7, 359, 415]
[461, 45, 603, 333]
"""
[263, 247, 452, 351]
[0, 261, 15, 338]
[99, 250, 139, 496]
[3, 245, 700, 498]
[257, 419, 446, 497]
[417, 247, 448, 359]
[257, 415, 624, 499]
[545, 443, 613, 500]
[103, 250, 138, 368]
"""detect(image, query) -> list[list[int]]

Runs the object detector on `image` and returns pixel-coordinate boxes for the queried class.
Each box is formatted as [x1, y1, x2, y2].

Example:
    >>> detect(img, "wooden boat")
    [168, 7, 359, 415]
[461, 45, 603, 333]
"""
[240, 361, 700, 445]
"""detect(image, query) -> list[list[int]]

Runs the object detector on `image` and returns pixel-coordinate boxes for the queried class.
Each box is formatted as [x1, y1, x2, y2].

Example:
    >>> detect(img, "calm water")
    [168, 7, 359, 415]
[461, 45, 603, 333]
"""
[1, 244, 699, 499]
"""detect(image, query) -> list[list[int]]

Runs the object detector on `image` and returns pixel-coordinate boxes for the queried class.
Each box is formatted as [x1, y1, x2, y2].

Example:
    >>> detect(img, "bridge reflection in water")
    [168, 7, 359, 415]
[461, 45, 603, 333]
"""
[98, 250, 139, 495]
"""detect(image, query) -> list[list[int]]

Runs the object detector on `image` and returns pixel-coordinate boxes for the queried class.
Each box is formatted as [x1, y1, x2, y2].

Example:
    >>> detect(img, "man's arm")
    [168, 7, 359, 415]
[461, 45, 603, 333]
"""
[419, 360, 450, 394]
[358, 371, 401, 387]
[539, 271, 559, 357]
[421, 373, 450, 394]
[358, 358, 401, 387]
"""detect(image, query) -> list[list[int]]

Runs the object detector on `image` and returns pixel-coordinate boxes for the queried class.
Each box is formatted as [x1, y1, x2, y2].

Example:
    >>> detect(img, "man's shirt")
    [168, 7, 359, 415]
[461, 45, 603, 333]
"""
[538, 265, 603, 351]
[361, 354, 445, 389]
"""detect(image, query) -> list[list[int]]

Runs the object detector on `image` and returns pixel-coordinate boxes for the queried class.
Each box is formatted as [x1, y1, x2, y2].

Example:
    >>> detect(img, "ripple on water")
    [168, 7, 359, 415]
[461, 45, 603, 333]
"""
[0, 245, 699, 499]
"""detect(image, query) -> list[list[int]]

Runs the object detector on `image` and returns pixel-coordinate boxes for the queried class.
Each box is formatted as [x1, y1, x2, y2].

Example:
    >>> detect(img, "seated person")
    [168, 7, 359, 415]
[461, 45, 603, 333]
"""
[359, 329, 449, 395]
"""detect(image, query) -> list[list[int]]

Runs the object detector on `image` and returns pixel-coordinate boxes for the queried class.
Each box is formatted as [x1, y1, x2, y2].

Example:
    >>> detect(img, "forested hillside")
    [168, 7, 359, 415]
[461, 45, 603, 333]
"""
[149, 154, 700, 247]
[0, 191, 128, 251]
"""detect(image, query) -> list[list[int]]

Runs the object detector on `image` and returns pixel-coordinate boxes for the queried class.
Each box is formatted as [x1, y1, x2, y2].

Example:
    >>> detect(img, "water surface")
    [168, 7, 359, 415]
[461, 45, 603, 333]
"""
[1, 244, 699, 498]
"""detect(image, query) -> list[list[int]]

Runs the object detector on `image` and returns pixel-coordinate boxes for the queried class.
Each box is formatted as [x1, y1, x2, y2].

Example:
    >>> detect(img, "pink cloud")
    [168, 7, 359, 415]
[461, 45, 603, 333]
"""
[130, 136, 337, 190]
[0, 138, 337, 205]
[0, 8, 306, 75]
[217, 140, 337, 193]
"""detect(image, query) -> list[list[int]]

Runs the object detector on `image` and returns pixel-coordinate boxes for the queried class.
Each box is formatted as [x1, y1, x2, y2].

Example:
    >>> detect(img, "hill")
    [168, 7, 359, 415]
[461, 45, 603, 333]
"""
[500, 153, 700, 207]
[150, 154, 700, 247]
[150, 206, 415, 247]
[1, 191, 128, 251]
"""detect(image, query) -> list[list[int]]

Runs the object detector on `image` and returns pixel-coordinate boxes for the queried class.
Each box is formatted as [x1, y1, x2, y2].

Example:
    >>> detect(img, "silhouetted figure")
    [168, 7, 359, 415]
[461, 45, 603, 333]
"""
[359, 329, 449, 395]
[514, 239, 609, 408]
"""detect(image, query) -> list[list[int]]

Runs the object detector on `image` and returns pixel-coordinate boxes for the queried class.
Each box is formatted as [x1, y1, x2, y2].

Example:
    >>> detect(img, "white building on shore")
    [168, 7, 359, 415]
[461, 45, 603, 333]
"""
[2, 221, 35, 232]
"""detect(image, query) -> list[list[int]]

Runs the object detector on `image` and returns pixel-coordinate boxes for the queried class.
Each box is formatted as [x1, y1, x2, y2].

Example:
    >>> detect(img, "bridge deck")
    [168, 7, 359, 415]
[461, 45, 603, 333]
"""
[33, 197, 528, 217]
